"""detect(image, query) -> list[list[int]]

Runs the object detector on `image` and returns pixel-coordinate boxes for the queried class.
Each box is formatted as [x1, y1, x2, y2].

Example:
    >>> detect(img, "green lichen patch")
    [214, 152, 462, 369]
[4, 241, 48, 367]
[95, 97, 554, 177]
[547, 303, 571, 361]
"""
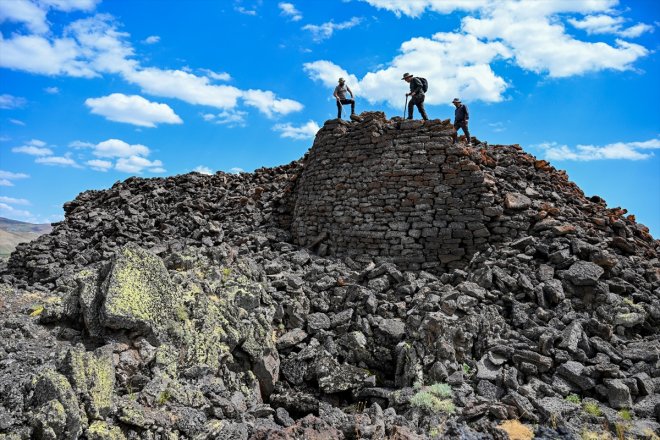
[87, 421, 126, 440]
[61, 347, 115, 420]
[31, 369, 83, 439]
[100, 244, 180, 337]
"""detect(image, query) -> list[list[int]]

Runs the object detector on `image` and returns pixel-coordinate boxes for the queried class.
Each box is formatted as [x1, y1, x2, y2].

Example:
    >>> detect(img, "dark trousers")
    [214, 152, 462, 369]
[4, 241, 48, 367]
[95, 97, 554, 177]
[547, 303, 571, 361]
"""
[452, 120, 470, 144]
[407, 95, 428, 120]
[337, 99, 355, 118]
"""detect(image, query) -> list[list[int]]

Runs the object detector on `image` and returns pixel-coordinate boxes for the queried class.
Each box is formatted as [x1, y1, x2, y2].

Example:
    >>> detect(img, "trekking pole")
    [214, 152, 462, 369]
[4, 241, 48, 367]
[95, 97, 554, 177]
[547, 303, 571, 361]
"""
[403, 95, 408, 118]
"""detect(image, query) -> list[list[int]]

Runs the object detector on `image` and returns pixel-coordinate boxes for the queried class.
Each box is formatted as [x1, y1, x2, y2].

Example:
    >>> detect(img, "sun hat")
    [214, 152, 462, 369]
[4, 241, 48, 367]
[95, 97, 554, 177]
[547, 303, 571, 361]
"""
[452, 98, 461, 103]
[401, 72, 413, 80]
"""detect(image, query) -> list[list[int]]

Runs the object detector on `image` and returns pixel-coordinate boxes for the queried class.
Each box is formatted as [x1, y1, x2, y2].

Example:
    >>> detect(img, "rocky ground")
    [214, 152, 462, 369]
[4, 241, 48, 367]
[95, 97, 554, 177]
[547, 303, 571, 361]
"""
[0, 114, 659, 439]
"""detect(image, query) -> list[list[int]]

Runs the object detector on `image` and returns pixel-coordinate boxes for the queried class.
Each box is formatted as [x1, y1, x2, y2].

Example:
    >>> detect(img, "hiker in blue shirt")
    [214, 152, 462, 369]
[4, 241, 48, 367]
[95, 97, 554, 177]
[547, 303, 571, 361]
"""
[402, 72, 428, 121]
[451, 98, 471, 146]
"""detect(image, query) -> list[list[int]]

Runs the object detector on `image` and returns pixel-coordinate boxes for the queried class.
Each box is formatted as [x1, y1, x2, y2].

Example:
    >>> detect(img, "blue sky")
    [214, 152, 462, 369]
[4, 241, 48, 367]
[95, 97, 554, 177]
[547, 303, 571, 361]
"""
[0, 0, 659, 236]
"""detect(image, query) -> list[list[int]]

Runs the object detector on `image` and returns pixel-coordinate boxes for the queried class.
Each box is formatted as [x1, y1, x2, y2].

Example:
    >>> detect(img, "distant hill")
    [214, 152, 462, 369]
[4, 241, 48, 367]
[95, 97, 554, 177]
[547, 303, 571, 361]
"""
[0, 217, 52, 260]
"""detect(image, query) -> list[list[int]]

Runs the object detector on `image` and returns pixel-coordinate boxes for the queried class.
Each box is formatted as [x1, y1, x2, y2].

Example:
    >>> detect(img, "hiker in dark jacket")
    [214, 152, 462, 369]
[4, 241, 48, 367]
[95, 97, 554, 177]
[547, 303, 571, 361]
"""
[451, 98, 471, 145]
[333, 77, 356, 119]
[402, 72, 428, 121]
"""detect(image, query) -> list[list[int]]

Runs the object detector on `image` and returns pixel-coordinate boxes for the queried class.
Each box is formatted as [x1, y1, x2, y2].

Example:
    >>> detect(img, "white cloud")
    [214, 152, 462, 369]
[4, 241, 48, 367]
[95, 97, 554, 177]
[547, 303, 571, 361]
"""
[9, 119, 26, 126]
[124, 68, 243, 109]
[279, 2, 302, 21]
[199, 68, 231, 81]
[35, 154, 80, 167]
[0, 94, 27, 109]
[536, 138, 660, 161]
[0, 170, 29, 187]
[305, 32, 510, 107]
[115, 156, 164, 173]
[12, 139, 53, 156]
[69, 140, 94, 148]
[229, 167, 244, 174]
[0, 0, 49, 33]
[355, 0, 649, 80]
[273, 120, 320, 140]
[0, 12, 302, 121]
[0, 196, 30, 206]
[235, 6, 257, 16]
[10, 139, 47, 155]
[85, 93, 183, 127]
[0, 202, 33, 219]
[303, 17, 362, 42]
[143, 35, 160, 44]
[193, 165, 213, 175]
[40, 0, 101, 12]
[44, 86, 60, 94]
[242, 89, 304, 117]
[86, 159, 112, 171]
[93, 139, 150, 158]
[202, 110, 247, 127]
[569, 14, 653, 38]
[618, 23, 654, 38]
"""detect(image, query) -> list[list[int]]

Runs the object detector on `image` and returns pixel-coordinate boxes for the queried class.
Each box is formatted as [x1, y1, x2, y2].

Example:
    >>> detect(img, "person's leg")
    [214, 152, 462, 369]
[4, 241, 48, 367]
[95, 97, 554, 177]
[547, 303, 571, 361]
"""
[452, 123, 460, 144]
[407, 97, 415, 119]
[418, 96, 428, 121]
[337, 100, 342, 119]
[462, 122, 471, 144]
[350, 99, 355, 115]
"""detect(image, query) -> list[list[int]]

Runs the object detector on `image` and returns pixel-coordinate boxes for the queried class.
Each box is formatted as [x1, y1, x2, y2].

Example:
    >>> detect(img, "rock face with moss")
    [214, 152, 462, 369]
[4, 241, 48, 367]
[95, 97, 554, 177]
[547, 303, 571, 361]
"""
[1, 113, 659, 439]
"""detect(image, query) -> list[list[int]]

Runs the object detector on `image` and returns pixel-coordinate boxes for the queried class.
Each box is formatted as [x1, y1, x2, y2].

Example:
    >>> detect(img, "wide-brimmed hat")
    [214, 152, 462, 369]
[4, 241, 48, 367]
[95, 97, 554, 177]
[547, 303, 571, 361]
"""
[401, 72, 413, 80]
[452, 98, 461, 103]
[338, 77, 345, 83]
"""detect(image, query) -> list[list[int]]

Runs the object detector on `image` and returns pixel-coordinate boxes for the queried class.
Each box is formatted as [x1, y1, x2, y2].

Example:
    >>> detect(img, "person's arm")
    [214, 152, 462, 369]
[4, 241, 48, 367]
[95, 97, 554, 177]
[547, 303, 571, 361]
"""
[333, 86, 339, 100]
[464, 105, 469, 122]
[411, 78, 422, 96]
[347, 86, 354, 99]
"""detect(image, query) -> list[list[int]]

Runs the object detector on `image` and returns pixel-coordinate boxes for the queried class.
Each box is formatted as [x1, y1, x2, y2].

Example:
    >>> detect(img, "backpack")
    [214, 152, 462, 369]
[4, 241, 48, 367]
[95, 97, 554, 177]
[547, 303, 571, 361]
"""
[419, 77, 428, 92]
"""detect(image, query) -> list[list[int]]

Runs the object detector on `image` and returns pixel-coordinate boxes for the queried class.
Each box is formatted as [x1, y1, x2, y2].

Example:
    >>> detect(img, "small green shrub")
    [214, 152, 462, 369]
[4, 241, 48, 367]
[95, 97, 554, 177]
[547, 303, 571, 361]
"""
[410, 391, 455, 414]
[462, 363, 472, 376]
[618, 409, 632, 421]
[565, 394, 581, 404]
[583, 402, 602, 417]
[427, 383, 452, 398]
[156, 389, 171, 406]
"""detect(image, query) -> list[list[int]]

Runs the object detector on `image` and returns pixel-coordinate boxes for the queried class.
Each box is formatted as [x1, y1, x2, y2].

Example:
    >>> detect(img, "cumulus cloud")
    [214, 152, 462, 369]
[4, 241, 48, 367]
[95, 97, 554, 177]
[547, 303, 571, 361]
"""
[229, 167, 244, 174]
[346, 0, 651, 96]
[202, 110, 247, 127]
[0, 196, 30, 206]
[0, 0, 49, 34]
[115, 156, 164, 173]
[35, 154, 81, 167]
[143, 35, 160, 44]
[0, 12, 302, 120]
[569, 14, 654, 38]
[242, 89, 304, 117]
[0, 94, 27, 109]
[0, 202, 33, 219]
[279, 2, 302, 21]
[305, 32, 510, 107]
[303, 17, 362, 42]
[93, 139, 150, 158]
[273, 120, 320, 140]
[0, 170, 29, 187]
[193, 165, 213, 175]
[85, 159, 112, 171]
[69, 140, 94, 148]
[535, 138, 660, 161]
[85, 93, 183, 127]
[12, 139, 53, 156]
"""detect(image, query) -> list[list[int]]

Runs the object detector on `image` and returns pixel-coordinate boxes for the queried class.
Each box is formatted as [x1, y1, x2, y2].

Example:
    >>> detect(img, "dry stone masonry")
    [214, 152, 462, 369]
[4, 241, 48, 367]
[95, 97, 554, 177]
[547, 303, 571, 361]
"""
[0, 113, 659, 439]
[291, 112, 502, 271]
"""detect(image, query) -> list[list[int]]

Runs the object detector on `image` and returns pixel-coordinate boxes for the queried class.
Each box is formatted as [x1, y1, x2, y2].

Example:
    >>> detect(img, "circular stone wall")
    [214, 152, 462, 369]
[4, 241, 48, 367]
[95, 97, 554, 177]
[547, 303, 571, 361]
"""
[289, 112, 497, 272]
